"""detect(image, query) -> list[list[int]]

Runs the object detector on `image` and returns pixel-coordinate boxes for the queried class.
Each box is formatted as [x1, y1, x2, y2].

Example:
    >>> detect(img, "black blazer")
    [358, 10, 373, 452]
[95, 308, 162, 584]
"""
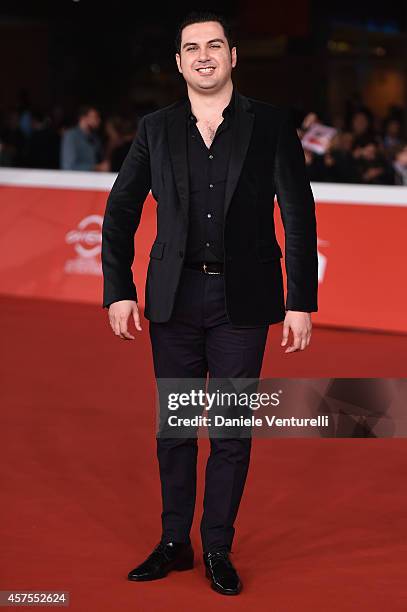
[101, 89, 318, 326]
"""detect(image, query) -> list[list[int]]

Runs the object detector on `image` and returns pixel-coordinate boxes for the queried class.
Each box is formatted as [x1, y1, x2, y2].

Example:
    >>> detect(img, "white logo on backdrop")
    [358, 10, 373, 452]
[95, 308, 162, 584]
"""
[64, 214, 103, 275]
[317, 238, 329, 283]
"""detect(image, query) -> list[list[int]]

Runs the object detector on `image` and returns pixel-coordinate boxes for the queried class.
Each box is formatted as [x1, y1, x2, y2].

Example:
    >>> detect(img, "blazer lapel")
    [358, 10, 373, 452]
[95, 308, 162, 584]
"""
[224, 92, 254, 219]
[167, 98, 190, 223]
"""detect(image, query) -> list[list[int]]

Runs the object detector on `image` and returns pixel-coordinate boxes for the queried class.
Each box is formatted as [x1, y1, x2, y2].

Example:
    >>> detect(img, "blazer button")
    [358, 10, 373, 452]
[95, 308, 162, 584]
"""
[179, 250, 184, 258]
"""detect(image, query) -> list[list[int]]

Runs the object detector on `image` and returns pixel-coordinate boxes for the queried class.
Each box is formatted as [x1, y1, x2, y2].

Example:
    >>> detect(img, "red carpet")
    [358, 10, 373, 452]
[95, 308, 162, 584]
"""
[1, 295, 407, 611]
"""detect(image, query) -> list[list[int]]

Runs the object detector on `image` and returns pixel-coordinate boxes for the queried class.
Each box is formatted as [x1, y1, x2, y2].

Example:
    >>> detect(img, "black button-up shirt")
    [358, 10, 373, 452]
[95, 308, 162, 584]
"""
[184, 87, 236, 264]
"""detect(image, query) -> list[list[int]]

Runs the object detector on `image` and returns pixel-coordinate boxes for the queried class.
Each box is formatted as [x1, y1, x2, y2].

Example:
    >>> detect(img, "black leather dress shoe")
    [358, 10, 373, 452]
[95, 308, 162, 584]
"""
[127, 541, 194, 581]
[204, 550, 242, 595]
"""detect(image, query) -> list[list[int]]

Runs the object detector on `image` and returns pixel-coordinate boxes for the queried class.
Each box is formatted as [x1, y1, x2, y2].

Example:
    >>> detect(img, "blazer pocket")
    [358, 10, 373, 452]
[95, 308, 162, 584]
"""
[149, 240, 165, 260]
[256, 240, 283, 262]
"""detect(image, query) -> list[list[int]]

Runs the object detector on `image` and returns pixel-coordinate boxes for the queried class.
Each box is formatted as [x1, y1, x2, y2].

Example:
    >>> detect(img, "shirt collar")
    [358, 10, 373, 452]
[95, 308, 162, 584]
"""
[187, 86, 236, 123]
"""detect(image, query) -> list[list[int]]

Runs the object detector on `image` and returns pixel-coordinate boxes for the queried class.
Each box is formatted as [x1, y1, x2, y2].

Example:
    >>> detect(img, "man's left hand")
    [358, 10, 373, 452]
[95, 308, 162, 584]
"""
[281, 311, 312, 353]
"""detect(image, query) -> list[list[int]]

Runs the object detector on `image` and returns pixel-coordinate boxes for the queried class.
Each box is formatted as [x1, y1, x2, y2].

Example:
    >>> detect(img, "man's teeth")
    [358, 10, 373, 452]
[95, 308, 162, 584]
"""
[197, 67, 215, 73]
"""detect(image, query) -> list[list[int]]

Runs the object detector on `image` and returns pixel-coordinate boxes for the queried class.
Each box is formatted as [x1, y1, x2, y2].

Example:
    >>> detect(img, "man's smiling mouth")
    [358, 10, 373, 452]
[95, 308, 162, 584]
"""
[196, 66, 216, 74]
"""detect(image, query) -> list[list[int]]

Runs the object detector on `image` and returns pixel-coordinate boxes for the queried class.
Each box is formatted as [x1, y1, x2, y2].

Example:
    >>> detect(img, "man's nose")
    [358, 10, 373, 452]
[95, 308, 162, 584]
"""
[197, 48, 210, 61]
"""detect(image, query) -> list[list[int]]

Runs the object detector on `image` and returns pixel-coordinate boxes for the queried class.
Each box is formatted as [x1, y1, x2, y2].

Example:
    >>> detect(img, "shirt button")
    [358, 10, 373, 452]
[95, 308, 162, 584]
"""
[207, 213, 212, 218]
[209, 183, 214, 188]
[209, 154, 214, 159]
[205, 242, 210, 247]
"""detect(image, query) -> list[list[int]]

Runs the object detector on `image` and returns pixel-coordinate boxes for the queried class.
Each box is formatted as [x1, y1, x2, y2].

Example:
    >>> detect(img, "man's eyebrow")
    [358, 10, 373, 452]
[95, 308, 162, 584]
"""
[182, 38, 225, 49]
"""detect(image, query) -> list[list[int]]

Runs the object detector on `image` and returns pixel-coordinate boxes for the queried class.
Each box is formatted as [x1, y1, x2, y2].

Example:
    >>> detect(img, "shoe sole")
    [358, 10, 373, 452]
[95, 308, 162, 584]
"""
[128, 558, 194, 581]
[205, 567, 242, 595]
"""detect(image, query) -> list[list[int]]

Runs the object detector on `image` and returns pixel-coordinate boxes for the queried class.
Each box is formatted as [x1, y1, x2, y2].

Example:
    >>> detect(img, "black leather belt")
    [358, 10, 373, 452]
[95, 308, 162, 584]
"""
[184, 261, 224, 274]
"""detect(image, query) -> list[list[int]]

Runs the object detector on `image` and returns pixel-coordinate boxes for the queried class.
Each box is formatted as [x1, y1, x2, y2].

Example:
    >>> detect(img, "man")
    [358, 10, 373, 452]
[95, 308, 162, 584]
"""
[60, 105, 109, 171]
[101, 11, 318, 596]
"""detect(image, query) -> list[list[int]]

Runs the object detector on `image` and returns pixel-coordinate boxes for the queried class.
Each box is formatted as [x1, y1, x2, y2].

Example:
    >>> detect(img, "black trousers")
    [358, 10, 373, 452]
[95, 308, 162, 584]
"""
[149, 266, 269, 553]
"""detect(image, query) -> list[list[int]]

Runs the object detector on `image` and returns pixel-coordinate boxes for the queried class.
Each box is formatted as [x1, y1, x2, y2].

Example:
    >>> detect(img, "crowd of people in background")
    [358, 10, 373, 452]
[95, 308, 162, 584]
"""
[1, 99, 407, 186]
[299, 106, 407, 186]
[0, 103, 142, 175]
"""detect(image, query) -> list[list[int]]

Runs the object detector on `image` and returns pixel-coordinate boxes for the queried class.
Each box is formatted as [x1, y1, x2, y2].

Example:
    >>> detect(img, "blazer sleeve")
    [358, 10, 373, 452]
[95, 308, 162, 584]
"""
[274, 109, 318, 313]
[101, 115, 151, 308]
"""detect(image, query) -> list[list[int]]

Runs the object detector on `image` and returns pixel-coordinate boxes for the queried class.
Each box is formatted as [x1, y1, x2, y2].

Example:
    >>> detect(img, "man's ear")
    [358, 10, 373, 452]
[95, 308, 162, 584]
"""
[175, 53, 182, 74]
[231, 46, 237, 69]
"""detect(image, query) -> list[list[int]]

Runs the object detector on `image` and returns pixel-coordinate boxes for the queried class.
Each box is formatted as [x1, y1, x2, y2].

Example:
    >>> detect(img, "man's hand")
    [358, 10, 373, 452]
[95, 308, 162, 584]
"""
[108, 300, 141, 340]
[281, 311, 312, 353]
[95, 160, 110, 172]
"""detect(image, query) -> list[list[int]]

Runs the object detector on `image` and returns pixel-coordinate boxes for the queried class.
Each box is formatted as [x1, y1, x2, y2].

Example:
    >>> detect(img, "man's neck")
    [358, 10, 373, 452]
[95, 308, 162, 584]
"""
[187, 81, 234, 120]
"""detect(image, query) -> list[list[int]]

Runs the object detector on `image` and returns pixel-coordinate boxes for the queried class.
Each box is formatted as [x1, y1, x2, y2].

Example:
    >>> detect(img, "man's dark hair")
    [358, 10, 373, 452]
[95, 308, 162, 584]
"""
[174, 10, 235, 55]
[77, 104, 99, 120]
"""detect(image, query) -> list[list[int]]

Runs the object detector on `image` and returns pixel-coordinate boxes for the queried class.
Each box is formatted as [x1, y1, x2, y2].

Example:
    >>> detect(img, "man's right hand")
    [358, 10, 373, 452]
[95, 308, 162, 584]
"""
[108, 300, 141, 340]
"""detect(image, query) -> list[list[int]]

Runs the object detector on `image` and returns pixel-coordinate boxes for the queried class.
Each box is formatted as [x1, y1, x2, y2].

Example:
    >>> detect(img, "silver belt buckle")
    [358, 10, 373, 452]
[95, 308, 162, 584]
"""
[203, 262, 220, 275]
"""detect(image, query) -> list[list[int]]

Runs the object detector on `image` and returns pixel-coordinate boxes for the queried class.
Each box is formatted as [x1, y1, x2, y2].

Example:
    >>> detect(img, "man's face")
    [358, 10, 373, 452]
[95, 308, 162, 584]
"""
[175, 21, 237, 93]
[86, 109, 101, 130]
[387, 120, 400, 137]
[361, 143, 377, 160]
[352, 113, 368, 134]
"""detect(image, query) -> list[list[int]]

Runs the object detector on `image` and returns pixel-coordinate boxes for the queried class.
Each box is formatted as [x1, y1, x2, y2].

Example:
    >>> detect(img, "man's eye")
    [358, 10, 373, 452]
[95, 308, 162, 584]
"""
[210, 45, 221, 48]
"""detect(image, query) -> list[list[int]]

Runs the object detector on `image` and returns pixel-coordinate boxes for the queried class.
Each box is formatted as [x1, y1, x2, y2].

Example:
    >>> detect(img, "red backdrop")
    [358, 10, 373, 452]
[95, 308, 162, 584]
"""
[0, 171, 406, 333]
